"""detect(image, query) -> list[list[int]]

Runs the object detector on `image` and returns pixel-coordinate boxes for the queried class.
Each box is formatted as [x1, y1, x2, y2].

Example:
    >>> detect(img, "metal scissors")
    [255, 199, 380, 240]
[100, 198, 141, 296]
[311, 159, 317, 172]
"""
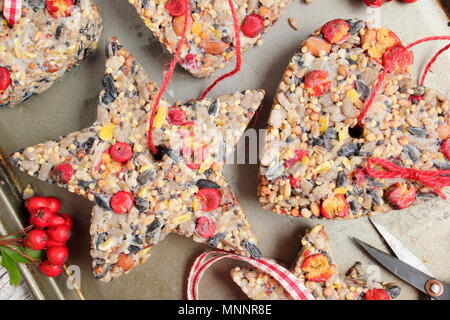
[353, 218, 449, 300]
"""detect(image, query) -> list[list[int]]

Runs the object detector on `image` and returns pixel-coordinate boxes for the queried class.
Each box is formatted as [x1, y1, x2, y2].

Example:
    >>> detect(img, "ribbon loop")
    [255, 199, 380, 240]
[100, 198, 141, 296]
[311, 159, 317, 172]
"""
[187, 250, 314, 300]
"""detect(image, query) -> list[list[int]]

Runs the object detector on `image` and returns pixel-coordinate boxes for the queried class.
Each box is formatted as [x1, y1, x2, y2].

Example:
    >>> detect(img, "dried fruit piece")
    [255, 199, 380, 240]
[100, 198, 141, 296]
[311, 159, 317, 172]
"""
[46, 0, 74, 18]
[304, 70, 331, 96]
[301, 253, 334, 282]
[110, 142, 133, 163]
[110, 191, 134, 214]
[321, 194, 349, 219]
[172, 14, 192, 36]
[117, 253, 134, 271]
[305, 36, 331, 57]
[385, 182, 416, 209]
[52, 163, 74, 184]
[0, 67, 11, 91]
[361, 28, 401, 62]
[199, 40, 229, 55]
[195, 188, 221, 212]
[364, 288, 391, 300]
[321, 19, 350, 44]
[167, 106, 186, 125]
[165, 0, 187, 17]
[195, 216, 216, 238]
[241, 14, 265, 38]
[440, 138, 450, 160]
[284, 149, 308, 168]
[382, 45, 414, 73]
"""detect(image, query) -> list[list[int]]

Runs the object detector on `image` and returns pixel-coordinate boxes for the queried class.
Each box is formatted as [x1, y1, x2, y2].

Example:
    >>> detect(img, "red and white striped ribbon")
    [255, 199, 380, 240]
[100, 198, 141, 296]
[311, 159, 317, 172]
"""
[187, 250, 315, 300]
[2, 0, 22, 26]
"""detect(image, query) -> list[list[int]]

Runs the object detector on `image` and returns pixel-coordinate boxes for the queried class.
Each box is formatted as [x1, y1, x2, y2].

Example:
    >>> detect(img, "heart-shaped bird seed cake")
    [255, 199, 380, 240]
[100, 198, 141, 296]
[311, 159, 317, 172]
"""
[0, 0, 102, 108]
[128, 0, 292, 78]
[11, 38, 264, 281]
[231, 224, 400, 300]
[258, 19, 450, 220]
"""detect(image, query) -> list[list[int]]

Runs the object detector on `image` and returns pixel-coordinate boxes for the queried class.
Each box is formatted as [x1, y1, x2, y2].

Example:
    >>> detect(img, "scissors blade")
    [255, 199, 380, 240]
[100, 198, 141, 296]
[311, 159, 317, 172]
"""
[369, 218, 435, 277]
[353, 237, 450, 300]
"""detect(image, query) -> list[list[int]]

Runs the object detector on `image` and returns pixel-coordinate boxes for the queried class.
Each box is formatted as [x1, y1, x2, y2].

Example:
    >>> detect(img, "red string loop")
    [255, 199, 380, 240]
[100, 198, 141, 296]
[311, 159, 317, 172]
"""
[366, 158, 450, 200]
[356, 35, 450, 125]
[147, 0, 242, 154]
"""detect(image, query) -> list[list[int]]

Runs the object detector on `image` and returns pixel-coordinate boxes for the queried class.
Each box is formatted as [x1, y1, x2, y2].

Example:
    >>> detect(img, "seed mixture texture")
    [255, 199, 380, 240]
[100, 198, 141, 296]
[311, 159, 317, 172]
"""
[11, 38, 264, 282]
[231, 225, 400, 300]
[258, 19, 450, 220]
[0, 0, 102, 108]
[128, 0, 293, 77]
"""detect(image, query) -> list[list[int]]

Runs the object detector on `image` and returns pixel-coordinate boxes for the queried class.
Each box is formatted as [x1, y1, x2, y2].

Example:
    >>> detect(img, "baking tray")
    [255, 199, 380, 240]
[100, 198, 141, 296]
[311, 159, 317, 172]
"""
[0, 0, 449, 300]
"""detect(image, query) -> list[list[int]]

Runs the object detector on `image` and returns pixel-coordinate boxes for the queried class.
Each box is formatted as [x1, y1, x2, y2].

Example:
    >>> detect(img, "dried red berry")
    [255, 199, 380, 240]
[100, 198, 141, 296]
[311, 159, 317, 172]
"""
[241, 14, 265, 38]
[168, 106, 186, 125]
[288, 175, 301, 188]
[47, 225, 71, 243]
[195, 216, 216, 238]
[301, 253, 334, 282]
[440, 139, 450, 160]
[46, 245, 69, 265]
[182, 145, 208, 170]
[196, 188, 221, 212]
[46, 197, 61, 213]
[110, 142, 133, 163]
[48, 213, 66, 227]
[39, 260, 63, 277]
[364, 288, 391, 300]
[110, 191, 134, 214]
[382, 45, 414, 74]
[46, 0, 74, 18]
[385, 182, 416, 209]
[304, 70, 332, 96]
[26, 196, 50, 214]
[29, 207, 54, 228]
[321, 19, 350, 44]
[354, 168, 367, 185]
[165, 0, 187, 17]
[0, 67, 11, 91]
[53, 163, 74, 184]
[363, 0, 384, 8]
[284, 150, 308, 168]
[24, 229, 48, 250]
[321, 194, 349, 219]
[59, 213, 73, 229]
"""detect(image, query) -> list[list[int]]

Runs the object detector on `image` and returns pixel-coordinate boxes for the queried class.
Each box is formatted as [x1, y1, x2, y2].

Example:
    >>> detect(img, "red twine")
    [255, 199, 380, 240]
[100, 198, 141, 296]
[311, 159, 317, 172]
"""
[356, 35, 450, 125]
[366, 158, 450, 200]
[147, 0, 242, 154]
[187, 250, 314, 300]
[3, 0, 22, 26]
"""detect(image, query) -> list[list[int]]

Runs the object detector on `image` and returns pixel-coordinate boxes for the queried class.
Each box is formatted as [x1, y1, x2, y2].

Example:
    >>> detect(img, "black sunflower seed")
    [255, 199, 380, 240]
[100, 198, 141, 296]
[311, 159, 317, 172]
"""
[95, 232, 107, 249]
[94, 194, 111, 211]
[356, 79, 371, 101]
[338, 143, 361, 157]
[242, 241, 262, 259]
[336, 171, 347, 187]
[196, 179, 220, 189]
[208, 233, 225, 247]
[146, 219, 162, 235]
[137, 170, 155, 185]
[135, 198, 149, 212]
[127, 245, 141, 254]
[407, 127, 427, 138]
[101, 74, 117, 104]
[208, 99, 219, 116]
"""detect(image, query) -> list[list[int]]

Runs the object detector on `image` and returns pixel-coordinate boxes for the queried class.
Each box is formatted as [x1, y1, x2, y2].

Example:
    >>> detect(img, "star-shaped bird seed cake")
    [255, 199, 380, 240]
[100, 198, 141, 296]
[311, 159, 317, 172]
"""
[11, 38, 264, 282]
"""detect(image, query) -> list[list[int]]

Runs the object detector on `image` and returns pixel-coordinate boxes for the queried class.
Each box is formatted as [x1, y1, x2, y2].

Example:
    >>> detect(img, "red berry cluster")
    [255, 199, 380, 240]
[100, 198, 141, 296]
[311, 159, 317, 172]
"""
[363, 0, 417, 8]
[24, 196, 72, 277]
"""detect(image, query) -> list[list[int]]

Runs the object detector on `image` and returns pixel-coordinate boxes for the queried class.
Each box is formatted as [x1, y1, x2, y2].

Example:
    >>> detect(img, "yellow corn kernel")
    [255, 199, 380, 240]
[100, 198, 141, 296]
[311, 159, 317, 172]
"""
[342, 157, 351, 170]
[99, 123, 116, 141]
[198, 157, 212, 174]
[316, 161, 332, 174]
[141, 247, 151, 256]
[191, 21, 203, 36]
[139, 164, 153, 173]
[154, 107, 168, 128]
[334, 187, 347, 194]
[338, 127, 348, 142]
[98, 237, 116, 251]
[172, 213, 191, 225]
[346, 89, 359, 103]
[192, 197, 200, 212]
[319, 115, 329, 133]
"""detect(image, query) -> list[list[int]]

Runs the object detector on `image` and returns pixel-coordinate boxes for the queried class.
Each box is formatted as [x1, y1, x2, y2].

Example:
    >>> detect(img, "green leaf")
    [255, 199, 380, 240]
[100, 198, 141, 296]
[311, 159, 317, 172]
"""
[0, 245, 31, 264]
[25, 248, 42, 261]
[0, 250, 21, 286]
